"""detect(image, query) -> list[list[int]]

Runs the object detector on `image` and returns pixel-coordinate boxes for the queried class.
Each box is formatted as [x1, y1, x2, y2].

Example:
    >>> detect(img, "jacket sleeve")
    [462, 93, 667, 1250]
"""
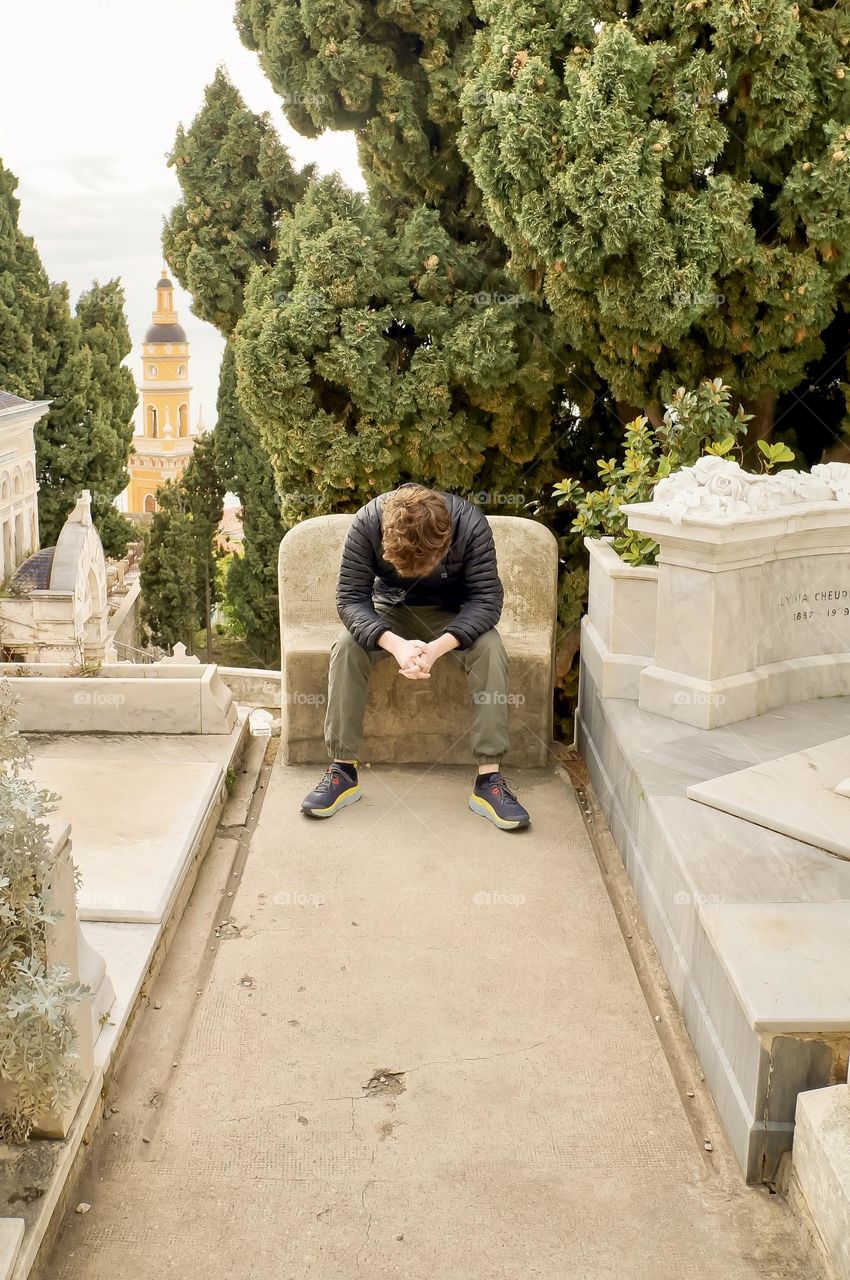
[336, 507, 390, 650]
[444, 509, 504, 649]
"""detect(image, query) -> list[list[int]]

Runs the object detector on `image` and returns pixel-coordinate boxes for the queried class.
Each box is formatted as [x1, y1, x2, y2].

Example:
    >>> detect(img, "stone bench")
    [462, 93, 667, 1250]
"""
[278, 513, 557, 767]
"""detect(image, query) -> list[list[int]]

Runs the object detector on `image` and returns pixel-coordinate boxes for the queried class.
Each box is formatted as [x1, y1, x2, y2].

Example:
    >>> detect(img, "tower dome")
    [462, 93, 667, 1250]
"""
[144, 268, 185, 341]
[143, 320, 187, 343]
[127, 266, 195, 516]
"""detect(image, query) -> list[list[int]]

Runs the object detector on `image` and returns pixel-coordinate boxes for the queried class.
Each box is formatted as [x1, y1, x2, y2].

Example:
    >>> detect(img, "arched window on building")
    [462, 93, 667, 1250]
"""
[148, 406, 158, 437]
[144, 493, 156, 514]
[178, 403, 188, 436]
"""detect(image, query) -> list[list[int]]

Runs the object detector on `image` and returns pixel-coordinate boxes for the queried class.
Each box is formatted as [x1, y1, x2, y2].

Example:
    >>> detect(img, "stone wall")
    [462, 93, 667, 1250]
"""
[0, 661, 237, 734]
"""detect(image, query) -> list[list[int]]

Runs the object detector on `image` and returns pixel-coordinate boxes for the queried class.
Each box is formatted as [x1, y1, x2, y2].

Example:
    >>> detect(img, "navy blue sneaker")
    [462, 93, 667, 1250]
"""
[301, 764, 362, 819]
[468, 772, 530, 831]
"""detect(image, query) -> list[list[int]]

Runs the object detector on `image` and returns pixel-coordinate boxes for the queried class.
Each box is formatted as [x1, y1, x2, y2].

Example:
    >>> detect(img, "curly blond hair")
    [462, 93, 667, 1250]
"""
[381, 486, 452, 578]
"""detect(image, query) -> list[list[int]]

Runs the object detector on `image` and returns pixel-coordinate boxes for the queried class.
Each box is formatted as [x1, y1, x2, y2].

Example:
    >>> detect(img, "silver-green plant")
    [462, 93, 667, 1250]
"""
[0, 682, 88, 1142]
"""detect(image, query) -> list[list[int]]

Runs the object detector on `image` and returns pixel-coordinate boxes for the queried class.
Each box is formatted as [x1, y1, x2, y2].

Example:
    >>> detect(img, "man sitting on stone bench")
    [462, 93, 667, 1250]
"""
[300, 483, 531, 831]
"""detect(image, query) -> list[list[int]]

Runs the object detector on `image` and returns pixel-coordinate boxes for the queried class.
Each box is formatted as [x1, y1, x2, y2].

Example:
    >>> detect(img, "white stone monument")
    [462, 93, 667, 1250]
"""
[0, 391, 45, 580]
[623, 457, 850, 730]
[0, 490, 112, 664]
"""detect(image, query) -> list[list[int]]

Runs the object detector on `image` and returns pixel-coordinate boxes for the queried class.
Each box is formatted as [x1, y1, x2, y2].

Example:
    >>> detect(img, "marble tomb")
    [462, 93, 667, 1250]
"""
[578, 456, 850, 1183]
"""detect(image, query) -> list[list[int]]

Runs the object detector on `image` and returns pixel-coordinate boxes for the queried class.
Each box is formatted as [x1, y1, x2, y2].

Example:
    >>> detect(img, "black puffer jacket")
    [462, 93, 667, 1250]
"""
[337, 489, 504, 650]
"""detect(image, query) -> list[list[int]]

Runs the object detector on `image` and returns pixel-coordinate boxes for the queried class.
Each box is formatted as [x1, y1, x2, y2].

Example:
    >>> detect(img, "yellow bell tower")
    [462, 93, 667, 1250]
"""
[127, 269, 195, 515]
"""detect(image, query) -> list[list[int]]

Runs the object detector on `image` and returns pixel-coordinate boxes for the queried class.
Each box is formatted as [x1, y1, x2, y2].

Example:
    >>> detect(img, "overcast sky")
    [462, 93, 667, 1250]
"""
[0, 0, 363, 431]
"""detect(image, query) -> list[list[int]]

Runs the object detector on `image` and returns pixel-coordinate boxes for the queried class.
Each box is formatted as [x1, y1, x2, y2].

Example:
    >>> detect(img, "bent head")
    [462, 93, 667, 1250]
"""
[381, 485, 452, 578]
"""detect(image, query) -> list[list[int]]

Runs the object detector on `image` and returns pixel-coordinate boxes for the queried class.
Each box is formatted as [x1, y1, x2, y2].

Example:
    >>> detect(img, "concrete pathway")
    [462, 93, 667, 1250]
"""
[48, 762, 820, 1279]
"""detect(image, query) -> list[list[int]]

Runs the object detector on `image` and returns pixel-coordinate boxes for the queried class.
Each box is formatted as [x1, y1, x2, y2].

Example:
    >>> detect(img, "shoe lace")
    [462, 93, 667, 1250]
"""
[315, 766, 338, 794]
[489, 772, 518, 801]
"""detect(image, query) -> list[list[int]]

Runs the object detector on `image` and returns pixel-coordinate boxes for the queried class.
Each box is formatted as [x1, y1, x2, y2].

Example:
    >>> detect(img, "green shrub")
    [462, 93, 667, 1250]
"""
[553, 380, 758, 566]
[0, 684, 88, 1142]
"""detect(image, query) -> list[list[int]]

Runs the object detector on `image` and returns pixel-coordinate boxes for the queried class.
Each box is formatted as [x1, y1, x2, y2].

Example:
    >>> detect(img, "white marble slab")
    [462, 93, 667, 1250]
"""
[794, 1085, 850, 1280]
[687, 735, 850, 859]
[80, 921, 159, 1072]
[0, 1220, 23, 1280]
[578, 673, 850, 1179]
[35, 759, 223, 924]
[28, 720, 246, 766]
[699, 902, 850, 1032]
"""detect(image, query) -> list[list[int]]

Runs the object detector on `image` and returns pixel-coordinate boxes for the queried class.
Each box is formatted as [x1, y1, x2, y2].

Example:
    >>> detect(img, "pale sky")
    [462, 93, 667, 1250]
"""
[0, 0, 363, 431]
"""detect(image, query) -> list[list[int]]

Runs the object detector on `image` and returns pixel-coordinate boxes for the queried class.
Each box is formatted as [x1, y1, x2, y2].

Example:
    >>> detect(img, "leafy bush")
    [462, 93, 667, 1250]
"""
[0, 684, 87, 1142]
[552, 380, 778, 566]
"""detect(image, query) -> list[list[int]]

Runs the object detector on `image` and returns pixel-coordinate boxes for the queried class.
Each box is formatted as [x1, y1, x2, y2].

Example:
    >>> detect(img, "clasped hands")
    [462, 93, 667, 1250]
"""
[378, 631, 460, 679]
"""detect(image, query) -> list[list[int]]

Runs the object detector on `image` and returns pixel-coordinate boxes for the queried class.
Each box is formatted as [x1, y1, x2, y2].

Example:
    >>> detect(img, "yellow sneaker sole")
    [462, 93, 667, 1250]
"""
[302, 785, 362, 819]
[468, 792, 528, 831]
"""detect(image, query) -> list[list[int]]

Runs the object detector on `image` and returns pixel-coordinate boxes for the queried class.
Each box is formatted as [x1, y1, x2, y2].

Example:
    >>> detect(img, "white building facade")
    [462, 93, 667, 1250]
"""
[0, 390, 45, 581]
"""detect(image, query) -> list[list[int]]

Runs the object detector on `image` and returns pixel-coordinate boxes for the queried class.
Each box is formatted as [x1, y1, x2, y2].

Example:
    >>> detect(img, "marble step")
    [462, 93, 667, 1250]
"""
[0, 1220, 23, 1280]
[793, 1085, 850, 1280]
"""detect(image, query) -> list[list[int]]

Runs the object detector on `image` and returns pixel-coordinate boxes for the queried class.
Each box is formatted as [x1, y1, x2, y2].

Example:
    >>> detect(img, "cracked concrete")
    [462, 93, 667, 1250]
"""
[45, 762, 822, 1279]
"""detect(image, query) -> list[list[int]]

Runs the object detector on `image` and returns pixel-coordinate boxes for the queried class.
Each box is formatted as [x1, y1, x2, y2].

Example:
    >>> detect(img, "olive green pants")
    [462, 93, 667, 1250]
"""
[324, 603, 510, 763]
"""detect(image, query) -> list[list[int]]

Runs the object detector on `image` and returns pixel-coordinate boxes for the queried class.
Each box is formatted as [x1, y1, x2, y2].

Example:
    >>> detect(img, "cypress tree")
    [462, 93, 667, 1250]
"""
[35, 283, 96, 547]
[179, 430, 224, 661]
[75, 280, 137, 557]
[163, 71, 301, 659]
[163, 67, 313, 335]
[1, 159, 139, 550]
[459, 0, 850, 449]
[214, 344, 281, 666]
[231, 1, 571, 507]
[168, 40, 587, 524]
[139, 482, 199, 652]
[0, 160, 53, 399]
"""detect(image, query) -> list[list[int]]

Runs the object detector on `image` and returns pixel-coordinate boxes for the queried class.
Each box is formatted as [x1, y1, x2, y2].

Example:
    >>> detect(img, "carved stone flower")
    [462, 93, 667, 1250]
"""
[812, 462, 850, 503]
